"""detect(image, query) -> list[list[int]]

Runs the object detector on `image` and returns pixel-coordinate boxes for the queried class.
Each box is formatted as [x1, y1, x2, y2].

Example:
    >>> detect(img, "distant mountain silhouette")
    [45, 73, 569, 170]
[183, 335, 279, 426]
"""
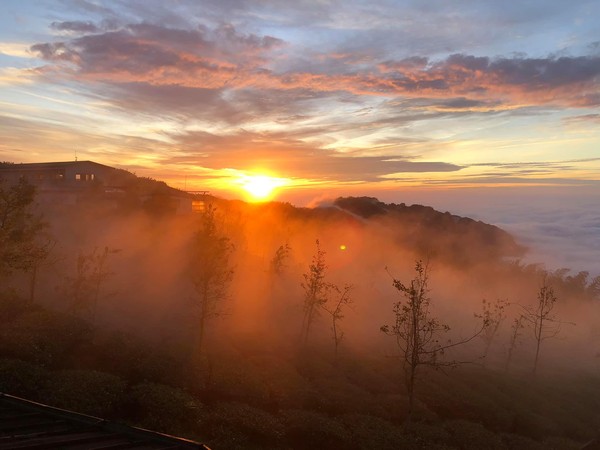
[333, 196, 525, 266]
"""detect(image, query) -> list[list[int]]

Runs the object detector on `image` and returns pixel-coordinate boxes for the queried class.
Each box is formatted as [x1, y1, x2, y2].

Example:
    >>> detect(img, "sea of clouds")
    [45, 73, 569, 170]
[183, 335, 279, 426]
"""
[375, 186, 600, 278]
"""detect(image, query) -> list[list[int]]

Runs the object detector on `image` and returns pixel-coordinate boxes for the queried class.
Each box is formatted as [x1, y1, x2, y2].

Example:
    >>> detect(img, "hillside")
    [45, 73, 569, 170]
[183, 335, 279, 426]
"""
[1, 185, 599, 449]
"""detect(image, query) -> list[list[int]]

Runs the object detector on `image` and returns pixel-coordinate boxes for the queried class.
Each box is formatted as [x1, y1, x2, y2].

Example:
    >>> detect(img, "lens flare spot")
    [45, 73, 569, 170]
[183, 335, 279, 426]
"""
[340, 244, 347, 251]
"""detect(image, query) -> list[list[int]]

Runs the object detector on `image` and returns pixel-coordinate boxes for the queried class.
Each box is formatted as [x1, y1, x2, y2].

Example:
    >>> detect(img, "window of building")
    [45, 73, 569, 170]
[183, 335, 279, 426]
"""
[75, 174, 81, 180]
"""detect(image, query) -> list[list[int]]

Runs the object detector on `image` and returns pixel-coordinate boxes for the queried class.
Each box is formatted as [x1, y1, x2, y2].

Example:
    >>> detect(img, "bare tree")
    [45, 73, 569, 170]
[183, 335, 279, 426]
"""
[477, 298, 508, 363]
[189, 204, 234, 358]
[0, 178, 45, 281]
[522, 277, 571, 375]
[67, 246, 119, 323]
[300, 240, 331, 345]
[322, 283, 353, 359]
[505, 315, 525, 372]
[26, 235, 58, 304]
[381, 260, 487, 419]
[270, 241, 291, 276]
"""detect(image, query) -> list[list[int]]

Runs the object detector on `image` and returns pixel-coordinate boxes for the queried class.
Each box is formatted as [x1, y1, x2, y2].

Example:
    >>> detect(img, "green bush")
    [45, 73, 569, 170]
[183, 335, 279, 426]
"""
[403, 421, 453, 448]
[0, 358, 47, 399]
[443, 419, 505, 450]
[201, 401, 284, 449]
[129, 382, 201, 434]
[242, 354, 312, 410]
[0, 310, 92, 367]
[201, 356, 271, 405]
[340, 413, 418, 450]
[42, 369, 125, 416]
[281, 408, 351, 449]
[93, 333, 179, 385]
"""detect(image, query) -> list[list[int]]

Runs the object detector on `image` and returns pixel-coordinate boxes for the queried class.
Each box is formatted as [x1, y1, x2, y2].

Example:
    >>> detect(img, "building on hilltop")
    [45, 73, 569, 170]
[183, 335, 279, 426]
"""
[0, 160, 194, 214]
[0, 160, 127, 189]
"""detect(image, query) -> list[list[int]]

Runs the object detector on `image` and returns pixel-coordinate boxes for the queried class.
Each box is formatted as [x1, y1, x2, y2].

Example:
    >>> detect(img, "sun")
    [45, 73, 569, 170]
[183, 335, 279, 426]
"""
[238, 173, 286, 201]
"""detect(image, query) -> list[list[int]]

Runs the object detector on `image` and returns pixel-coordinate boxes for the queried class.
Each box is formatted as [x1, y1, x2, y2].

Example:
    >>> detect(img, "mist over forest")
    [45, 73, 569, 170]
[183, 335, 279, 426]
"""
[2, 179, 600, 449]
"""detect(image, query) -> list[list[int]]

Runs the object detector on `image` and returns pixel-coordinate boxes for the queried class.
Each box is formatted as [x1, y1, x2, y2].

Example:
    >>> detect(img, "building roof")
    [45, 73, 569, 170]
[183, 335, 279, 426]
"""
[0, 392, 210, 450]
[0, 161, 116, 171]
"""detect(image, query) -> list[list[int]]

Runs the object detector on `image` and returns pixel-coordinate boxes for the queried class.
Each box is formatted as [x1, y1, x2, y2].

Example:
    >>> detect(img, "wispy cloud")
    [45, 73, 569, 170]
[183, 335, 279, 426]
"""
[0, 0, 597, 192]
[31, 22, 600, 108]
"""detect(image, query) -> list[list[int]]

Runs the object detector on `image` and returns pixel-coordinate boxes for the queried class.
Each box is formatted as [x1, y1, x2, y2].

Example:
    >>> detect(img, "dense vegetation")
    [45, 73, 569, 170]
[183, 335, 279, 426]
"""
[1, 180, 599, 449]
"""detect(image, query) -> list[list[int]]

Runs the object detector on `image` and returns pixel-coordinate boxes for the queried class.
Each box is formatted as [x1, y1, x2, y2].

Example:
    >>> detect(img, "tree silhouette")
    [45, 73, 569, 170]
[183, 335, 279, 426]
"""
[477, 298, 508, 364]
[67, 246, 119, 323]
[322, 283, 353, 359]
[300, 240, 331, 345]
[26, 235, 57, 304]
[381, 260, 487, 419]
[189, 204, 234, 358]
[505, 315, 525, 372]
[270, 241, 291, 276]
[0, 178, 45, 280]
[523, 276, 571, 375]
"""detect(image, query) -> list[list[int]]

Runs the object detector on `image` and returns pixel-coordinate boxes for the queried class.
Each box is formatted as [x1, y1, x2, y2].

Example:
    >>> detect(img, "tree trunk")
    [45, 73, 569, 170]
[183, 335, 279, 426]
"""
[406, 362, 417, 420]
[533, 322, 542, 375]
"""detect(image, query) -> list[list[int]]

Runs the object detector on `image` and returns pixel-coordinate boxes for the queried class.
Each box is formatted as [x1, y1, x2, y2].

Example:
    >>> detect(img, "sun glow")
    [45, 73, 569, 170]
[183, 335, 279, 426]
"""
[238, 173, 288, 201]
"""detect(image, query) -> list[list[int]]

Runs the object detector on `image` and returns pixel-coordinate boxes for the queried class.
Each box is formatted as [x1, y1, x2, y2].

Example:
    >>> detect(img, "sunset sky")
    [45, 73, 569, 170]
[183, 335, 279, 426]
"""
[1, 1, 599, 271]
[1, 0, 598, 193]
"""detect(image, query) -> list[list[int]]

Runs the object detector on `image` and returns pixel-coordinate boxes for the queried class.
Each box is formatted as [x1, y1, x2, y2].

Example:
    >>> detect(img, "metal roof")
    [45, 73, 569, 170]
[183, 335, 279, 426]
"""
[0, 161, 116, 171]
[0, 393, 210, 450]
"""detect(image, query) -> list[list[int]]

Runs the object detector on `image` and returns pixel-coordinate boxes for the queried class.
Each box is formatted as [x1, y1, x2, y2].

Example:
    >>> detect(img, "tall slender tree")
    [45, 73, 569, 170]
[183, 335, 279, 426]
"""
[523, 277, 570, 375]
[505, 315, 525, 372]
[381, 260, 487, 419]
[477, 298, 508, 363]
[67, 246, 119, 323]
[300, 240, 331, 345]
[322, 283, 353, 359]
[0, 178, 45, 280]
[270, 242, 291, 276]
[189, 204, 234, 358]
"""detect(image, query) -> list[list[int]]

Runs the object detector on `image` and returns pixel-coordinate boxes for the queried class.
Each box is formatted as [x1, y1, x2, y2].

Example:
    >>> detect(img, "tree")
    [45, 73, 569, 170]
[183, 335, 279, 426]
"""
[67, 246, 119, 323]
[381, 260, 487, 419]
[189, 204, 234, 358]
[300, 240, 331, 345]
[322, 283, 353, 360]
[270, 242, 291, 276]
[505, 315, 525, 372]
[477, 298, 508, 363]
[0, 178, 45, 280]
[25, 235, 57, 304]
[522, 277, 571, 375]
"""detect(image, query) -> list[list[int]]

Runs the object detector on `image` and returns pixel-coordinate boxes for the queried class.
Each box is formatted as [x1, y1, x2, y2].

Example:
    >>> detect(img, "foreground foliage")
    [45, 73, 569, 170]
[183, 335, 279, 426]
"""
[0, 293, 597, 449]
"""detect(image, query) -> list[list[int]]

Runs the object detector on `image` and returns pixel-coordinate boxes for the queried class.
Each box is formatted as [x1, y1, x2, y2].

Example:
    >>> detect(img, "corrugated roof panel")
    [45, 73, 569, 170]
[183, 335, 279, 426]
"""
[0, 393, 210, 450]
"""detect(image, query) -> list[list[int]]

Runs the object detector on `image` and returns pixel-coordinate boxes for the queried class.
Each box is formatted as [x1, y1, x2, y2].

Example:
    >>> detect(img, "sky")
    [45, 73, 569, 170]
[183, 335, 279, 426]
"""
[1, 0, 599, 274]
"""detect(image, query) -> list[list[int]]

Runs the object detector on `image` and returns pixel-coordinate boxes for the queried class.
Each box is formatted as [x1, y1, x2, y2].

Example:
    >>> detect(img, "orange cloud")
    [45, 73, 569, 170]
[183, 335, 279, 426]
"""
[30, 23, 600, 110]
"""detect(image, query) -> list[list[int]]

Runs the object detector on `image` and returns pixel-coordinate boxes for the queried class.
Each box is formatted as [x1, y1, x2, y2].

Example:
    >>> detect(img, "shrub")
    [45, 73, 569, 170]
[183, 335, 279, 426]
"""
[42, 369, 125, 416]
[201, 356, 270, 405]
[129, 382, 201, 434]
[0, 358, 47, 399]
[201, 401, 284, 449]
[340, 413, 418, 450]
[281, 409, 351, 449]
[0, 310, 92, 367]
[443, 419, 505, 450]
